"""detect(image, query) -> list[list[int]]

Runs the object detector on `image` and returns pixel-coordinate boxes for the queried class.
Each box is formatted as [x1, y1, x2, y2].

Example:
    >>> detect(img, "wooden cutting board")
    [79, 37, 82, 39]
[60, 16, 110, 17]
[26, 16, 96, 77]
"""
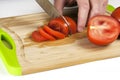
[0, 12, 120, 75]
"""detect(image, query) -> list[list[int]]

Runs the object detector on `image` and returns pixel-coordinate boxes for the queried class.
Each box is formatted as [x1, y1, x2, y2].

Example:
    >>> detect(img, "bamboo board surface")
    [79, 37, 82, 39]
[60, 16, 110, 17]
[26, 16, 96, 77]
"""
[0, 12, 120, 75]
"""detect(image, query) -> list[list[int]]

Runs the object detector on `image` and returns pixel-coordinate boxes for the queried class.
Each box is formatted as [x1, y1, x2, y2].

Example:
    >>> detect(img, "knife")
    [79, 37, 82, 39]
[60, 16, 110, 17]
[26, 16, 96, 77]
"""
[35, 0, 72, 35]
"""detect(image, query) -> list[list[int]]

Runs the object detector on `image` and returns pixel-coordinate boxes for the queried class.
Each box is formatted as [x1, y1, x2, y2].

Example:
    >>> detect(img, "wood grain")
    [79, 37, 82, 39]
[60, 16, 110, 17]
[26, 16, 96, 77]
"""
[0, 13, 120, 75]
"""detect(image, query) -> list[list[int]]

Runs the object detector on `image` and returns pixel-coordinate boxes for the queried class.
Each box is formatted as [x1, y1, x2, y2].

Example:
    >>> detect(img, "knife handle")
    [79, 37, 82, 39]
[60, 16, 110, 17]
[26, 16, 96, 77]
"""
[0, 29, 21, 75]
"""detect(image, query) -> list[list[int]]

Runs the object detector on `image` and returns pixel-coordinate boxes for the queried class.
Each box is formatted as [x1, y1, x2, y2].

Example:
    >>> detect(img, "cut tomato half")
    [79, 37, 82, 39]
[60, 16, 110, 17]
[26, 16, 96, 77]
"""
[87, 15, 120, 45]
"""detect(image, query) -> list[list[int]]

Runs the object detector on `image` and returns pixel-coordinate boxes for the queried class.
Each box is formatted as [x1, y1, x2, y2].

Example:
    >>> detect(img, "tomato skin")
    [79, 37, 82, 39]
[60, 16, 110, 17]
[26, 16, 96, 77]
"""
[48, 16, 77, 36]
[65, 16, 77, 34]
[87, 15, 120, 46]
[48, 17, 68, 36]
[31, 31, 48, 42]
[111, 7, 120, 22]
[39, 28, 56, 41]
[111, 7, 120, 34]
[43, 25, 65, 39]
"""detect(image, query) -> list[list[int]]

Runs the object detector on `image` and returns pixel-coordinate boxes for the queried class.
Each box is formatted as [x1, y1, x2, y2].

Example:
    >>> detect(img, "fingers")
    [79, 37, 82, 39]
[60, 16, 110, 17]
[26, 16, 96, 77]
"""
[77, 0, 90, 32]
[77, 0, 108, 32]
[54, 0, 89, 32]
[54, 0, 66, 14]
[54, 0, 108, 33]
[89, 0, 108, 18]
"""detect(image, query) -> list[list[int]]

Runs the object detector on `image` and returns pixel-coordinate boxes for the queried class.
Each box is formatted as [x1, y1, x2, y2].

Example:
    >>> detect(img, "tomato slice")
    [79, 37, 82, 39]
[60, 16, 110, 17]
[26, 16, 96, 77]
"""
[48, 17, 69, 36]
[48, 16, 77, 36]
[65, 16, 77, 34]
[38, 28, 56, 41]
[111, 7, 120, 22]
[31, 31, 48, 42]
[43, 25, 65, 39]
[87, 15, 120, 45]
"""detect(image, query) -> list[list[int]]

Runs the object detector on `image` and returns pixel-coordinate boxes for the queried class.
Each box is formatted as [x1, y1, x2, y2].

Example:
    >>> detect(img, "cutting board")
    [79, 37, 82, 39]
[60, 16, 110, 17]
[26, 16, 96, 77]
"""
[0, 7, 120, 75]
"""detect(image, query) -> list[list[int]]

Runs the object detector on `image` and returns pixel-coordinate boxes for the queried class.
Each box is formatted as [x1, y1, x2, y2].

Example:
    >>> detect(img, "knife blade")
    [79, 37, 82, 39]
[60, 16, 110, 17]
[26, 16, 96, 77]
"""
[35, 0, 72, 35]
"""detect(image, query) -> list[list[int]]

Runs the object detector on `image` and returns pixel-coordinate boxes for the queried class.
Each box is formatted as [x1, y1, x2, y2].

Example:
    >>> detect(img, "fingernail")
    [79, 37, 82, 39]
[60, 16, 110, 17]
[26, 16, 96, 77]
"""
[78, 26, 84, 32]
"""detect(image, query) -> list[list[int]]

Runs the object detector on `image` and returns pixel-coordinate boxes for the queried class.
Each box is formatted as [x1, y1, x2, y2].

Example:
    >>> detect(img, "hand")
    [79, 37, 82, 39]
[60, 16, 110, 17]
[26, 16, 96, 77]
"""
[54, 0, 108, 32]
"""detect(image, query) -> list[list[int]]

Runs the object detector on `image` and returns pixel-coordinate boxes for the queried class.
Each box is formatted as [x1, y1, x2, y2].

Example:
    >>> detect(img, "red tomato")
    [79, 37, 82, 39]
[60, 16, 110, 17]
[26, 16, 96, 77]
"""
[31, 16, 77, 42]
[111, 7, 120, 22]
[31, 31, 48, 42]
[48, 16, 77, 36]
[43, 25, 65, 39]
[65, 16, 77, 34]
[111, 7, 120, 34]
[38, 28, 56, 41]
[87, 15, 120, 45]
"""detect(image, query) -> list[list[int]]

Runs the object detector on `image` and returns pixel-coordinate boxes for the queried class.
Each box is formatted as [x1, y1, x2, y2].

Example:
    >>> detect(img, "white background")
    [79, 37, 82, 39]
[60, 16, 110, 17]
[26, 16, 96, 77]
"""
[0, 0, 120, 80]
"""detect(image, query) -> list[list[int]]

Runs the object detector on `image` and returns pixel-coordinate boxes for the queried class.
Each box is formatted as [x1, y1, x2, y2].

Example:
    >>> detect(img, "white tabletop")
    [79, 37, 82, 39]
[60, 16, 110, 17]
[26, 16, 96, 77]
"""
[0, 0, 120, 80]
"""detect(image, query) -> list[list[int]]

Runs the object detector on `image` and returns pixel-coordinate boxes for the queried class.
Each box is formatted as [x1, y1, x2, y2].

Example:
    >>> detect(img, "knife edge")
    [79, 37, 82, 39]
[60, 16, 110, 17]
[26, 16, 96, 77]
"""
[36, 0, 61, 18]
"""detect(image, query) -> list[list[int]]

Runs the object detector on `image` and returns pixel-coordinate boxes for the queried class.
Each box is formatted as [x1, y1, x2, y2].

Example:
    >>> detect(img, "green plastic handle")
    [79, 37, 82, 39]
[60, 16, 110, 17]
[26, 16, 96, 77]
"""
[0, 29, 21, 76]
[106, 4, 115, 13]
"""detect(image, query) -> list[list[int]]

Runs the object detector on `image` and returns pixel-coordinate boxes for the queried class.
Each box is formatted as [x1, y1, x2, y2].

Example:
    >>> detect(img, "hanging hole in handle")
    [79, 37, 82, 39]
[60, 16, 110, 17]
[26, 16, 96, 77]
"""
[1, 34, 13, 49]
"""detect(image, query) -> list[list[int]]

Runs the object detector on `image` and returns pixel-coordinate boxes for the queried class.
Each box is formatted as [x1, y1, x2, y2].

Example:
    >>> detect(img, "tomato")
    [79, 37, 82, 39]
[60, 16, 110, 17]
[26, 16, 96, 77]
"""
[31, 16, 77, 42]
[87, 15, 120, 45]
[65, 16, 77, 34]
[38, 28, 56, 41]
[43, 25, 65, 39]
[48, 16, 77, 36]
[111, 7, 120, 22]
[111, 7, 120, 34]
[31, 31, 48, 42]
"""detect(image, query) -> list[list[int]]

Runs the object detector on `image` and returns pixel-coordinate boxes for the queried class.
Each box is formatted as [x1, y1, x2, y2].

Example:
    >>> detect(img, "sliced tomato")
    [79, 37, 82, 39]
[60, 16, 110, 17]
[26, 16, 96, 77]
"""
[38, 28, 56, 41]
[31, 31, 48, 42]
[32, 16, 77, 42]
[43, 25, 65, 39]
[111, 7, 120, 22]
[48, 17, 69, 36]
[65, 16, 77, 34]
[87, 15, 120, 45]
[48, 16, 77, 36]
